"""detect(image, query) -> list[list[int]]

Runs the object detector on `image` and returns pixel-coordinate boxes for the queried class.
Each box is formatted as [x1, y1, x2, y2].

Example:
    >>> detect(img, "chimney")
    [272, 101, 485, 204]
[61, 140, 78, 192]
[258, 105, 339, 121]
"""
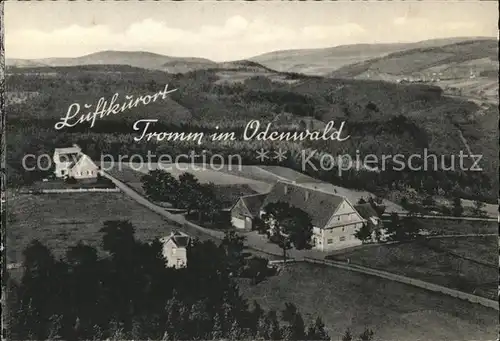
[284, 185, 288, 195]
[305, 190, 310, 201]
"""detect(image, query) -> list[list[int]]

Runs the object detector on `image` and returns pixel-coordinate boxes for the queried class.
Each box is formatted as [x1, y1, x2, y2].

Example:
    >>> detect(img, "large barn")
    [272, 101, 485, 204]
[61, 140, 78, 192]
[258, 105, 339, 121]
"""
[231, 181, 371, 251]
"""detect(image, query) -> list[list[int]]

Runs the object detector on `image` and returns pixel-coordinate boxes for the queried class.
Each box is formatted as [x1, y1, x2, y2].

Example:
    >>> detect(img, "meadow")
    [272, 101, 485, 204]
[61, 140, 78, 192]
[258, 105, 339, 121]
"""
[329, 236, 498, 299]
[238, 262, 498, 341]
[7, 192, 177, 264]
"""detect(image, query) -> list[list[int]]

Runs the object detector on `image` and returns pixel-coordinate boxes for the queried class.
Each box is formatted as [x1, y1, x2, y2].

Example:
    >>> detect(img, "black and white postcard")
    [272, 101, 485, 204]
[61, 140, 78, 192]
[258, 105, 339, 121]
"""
[1, 1, 499, 340]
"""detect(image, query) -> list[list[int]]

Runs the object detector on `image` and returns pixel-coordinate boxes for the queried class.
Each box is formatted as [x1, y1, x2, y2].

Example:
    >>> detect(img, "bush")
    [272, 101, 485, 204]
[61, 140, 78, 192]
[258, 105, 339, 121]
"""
[240, 256, 274, 282]
[64, 177, 77, 184]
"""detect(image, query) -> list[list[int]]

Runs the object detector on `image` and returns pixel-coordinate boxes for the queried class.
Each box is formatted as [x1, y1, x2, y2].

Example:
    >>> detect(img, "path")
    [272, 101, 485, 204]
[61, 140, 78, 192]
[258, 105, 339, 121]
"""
[99, 170, 499, 310]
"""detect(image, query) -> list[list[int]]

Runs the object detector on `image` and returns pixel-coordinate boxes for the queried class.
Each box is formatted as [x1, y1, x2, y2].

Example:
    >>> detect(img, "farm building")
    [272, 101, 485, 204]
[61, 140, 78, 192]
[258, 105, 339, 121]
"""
[160, 231, 190, 268]
[354, 203, 388, 242]
[53, 144, 99, 180]
[231, 181, 374, 251]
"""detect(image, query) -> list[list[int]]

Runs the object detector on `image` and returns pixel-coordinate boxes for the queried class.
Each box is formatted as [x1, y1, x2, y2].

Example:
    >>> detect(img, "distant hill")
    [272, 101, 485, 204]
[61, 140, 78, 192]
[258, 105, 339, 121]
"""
[330, 39, 497, 78]
[7, 59, 49, 68]
[217, 60, 277, 73]
[250, 37, 493, 76]
[7, 51, 217, 73]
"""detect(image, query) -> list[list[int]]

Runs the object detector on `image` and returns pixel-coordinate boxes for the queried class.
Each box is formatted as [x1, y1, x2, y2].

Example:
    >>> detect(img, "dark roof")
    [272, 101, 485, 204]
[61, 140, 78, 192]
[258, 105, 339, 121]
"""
[170, 231, 190, 247]
[54, 146, 81, 155]
[213, 184, 258, 208]
[240, 194, 267, 218]
[261, 181, 344, 228]
[354, 203, 379, 220]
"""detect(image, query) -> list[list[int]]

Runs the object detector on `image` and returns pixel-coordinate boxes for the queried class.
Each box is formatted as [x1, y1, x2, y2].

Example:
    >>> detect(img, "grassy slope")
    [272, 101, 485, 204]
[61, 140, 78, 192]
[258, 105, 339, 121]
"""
[329, 236, 497, 300]
[238, 262, 497, 341]
[330, 39, 497, 79]
[414, 218, 497, 235]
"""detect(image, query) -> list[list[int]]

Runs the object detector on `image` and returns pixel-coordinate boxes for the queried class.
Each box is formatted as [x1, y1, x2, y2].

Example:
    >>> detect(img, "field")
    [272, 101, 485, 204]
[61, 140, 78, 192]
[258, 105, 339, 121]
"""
[238, 262, 497, 341]
[103, 162, 147, 195]
[329, 236, 498, 299]
[122, 163, 273, 194]
[416, 218, 497, 235]
[7, 192, 178, 264]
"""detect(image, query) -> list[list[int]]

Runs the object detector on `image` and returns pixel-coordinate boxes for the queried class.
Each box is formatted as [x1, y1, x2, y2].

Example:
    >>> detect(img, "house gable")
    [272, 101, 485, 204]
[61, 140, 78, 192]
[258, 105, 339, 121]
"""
[324, 198, 365, 228]
[231, 198, 252, 219]
[70, 154, 98, 176]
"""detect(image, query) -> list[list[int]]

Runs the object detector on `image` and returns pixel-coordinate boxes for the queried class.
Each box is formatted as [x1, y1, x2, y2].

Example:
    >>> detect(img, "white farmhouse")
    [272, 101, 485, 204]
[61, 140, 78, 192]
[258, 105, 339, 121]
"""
[53, 144, 98, 179]
[160, 231, 190, 268]
[258, 181, 366, 251]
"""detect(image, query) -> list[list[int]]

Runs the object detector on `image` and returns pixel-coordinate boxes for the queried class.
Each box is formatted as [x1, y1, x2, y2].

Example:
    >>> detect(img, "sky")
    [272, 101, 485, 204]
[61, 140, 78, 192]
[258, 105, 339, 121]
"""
[5, 1, 498, 62]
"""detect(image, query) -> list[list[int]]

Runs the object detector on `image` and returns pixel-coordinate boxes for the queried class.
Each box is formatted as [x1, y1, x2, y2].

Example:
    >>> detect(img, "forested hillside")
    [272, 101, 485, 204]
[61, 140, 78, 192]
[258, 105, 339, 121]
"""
[6, 64, 497, 202]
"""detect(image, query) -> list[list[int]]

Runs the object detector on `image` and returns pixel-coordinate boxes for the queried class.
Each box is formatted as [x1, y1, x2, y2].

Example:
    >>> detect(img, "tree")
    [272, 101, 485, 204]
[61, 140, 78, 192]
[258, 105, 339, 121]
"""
[357, 197, 367, 204]
[354, 222, 372, 243]
[211, 313, 224, 340]
[452, 197, 463, 217]
[289, 312, 306, 340]
[220, 231, 246, 275]
[177, 172, 202, 214]
[141, 170, 180, 203]
[252, 216, 268, 234]
[342, 328, 353, 341]
[307, 317, 330, 341]
[47, 314, 64, 340]
[387, 212, 422, 242]
[422, 195, 435, 207]
[359, 329, 374, 341]
[472, 200, 486, 217]
[99, 220, 137, 257]
[228, 320, 243, 340]
[267, 311, 282, 340]
[281, 303, 298, 324]
[368, 197, 386, 217]
[196, 182, 222, 223]
[385, 213, 402, 241]
[256, 315, 270, 340]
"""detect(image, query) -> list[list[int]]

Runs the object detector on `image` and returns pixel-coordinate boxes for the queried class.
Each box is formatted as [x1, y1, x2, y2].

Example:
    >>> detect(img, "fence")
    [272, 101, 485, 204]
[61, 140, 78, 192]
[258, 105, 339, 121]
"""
[304, 257, 499, 310]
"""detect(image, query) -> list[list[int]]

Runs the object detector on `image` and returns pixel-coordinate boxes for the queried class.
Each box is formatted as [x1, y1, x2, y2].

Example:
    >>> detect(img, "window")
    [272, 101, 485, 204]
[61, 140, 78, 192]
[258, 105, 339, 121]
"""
[342, 227, 345, 231]
[339, 236, 346, 242]
[327, 239, 333, 244]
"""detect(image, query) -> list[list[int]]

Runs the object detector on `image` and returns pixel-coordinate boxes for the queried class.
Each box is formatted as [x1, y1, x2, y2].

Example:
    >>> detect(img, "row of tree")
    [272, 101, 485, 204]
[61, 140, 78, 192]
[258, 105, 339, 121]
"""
[402, 195, 488, 217]
[141, 170, 227, 225]
[6, 220, 376, 340]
